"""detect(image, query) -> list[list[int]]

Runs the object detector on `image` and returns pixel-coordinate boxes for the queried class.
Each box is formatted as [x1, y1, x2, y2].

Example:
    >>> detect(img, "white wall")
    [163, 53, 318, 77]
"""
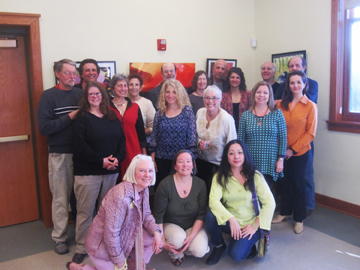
[254, 0, 360, 205]
[2, 0, 360, 205]
[0, 0, 256, 89]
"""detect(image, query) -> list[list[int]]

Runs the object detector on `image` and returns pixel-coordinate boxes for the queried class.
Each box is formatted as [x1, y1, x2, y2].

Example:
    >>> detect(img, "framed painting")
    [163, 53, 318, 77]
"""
[272, 50, 306, 83]
[206, 58, 237, 78]
[129, 63, 195, 92]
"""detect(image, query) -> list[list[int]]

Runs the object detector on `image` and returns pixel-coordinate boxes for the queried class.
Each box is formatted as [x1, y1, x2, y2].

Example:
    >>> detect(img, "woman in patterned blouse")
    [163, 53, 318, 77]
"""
[149, 79, 197, 190]
[221, 67, 252, 131]
[238, 81, 287, 190]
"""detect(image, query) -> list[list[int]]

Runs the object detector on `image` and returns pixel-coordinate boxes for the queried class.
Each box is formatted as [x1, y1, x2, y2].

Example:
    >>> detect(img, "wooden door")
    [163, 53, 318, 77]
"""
[0, 35, 39, 227]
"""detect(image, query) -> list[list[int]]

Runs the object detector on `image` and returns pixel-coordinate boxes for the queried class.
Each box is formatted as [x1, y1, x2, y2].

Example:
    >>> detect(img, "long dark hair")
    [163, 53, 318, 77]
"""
[224, 67, 247, 92]
[216, 139, 258, 191]
[280, 70, 308, 111]
[79, 81, 117, 121]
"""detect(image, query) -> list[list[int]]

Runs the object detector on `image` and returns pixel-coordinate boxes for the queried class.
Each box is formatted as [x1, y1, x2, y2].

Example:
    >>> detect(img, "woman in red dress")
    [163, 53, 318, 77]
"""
[109, 73, 147, 181]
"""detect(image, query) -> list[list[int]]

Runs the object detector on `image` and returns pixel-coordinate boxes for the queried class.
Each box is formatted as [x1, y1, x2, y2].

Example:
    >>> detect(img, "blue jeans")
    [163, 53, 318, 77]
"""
[205, 211, 260, 261]
[305, 142, 315, 210]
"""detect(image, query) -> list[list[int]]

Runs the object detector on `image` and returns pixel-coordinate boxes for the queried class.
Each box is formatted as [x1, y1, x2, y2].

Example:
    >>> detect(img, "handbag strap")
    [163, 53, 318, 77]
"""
[251, 179, 264, 238]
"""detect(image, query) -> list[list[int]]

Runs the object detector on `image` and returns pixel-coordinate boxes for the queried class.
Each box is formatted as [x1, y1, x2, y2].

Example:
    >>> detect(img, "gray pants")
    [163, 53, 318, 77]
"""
[48, 153, 74, 242]
[74, 174, 118, 254]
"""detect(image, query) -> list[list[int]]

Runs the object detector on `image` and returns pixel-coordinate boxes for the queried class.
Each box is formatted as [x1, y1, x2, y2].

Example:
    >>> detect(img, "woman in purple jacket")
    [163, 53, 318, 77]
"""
[67, 155, 163, 270]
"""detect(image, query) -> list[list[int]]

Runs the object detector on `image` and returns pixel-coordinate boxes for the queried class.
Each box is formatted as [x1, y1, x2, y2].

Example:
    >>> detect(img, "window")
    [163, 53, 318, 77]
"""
[328, 0, 360, 133]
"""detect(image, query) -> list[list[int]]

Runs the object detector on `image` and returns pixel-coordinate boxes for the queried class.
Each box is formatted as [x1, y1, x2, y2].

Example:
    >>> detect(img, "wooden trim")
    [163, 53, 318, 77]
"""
[0, 12, 52, 228]
[327, 0, 360, 133]
[315, 193, 360, 219]
[327, 120, 360, 133]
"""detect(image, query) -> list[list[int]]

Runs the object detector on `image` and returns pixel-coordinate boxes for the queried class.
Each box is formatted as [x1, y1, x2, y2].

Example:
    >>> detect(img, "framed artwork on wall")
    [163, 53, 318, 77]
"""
[271, 50, 306, 83]
[129, 62, 195, 93]
[206, 58, 237, 78]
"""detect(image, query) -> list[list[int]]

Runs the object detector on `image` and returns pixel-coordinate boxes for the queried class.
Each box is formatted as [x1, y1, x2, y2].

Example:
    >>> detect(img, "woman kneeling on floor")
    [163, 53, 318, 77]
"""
[153, 150, 209, 266]
[67, 155, 163, 270]
[205, 139, 275, 265]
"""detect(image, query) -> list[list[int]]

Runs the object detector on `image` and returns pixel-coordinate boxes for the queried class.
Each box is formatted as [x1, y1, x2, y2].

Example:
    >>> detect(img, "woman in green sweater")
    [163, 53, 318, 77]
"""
[153, 150, 209, 266]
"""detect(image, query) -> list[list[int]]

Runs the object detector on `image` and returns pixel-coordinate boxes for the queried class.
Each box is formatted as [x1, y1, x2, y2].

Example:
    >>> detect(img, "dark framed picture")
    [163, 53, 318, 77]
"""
[272, 50, 306, 83]
[55, 60, 116, 86]
[206, 58, 237, 78]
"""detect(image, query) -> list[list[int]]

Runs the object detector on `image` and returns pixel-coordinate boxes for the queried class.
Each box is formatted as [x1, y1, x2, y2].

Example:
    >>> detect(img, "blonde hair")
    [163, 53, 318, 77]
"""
[249, 81, 277, 112]
[157, 79, 191, 114]
[123, 155, 156, 186]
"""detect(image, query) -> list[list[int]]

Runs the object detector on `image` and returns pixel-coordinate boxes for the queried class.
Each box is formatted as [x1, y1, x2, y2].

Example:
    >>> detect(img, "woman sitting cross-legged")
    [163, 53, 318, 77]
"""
[205, 139, 275, 265]
[153, 150, 209, 266]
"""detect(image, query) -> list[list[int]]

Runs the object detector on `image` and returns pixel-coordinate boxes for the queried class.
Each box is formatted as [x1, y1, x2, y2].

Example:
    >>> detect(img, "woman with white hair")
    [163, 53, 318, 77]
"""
[196, 85, 237, 194]
[67, 155, 163, 270]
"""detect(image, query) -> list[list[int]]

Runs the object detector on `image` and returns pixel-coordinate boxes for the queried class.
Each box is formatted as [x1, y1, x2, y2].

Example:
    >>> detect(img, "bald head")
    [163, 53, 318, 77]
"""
[161, 63, 177, 81]
[261, 61, 276, 83]
[212, 59, 227, 82]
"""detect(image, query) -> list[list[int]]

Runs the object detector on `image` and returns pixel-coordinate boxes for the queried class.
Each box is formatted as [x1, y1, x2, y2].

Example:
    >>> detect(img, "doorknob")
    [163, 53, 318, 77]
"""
[0, 135, 29, 143]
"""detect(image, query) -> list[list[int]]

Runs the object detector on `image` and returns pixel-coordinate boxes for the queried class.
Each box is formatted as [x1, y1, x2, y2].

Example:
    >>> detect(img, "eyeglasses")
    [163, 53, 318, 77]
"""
[88, 92, 102, 97]
[63, 71, 78, 76]
[204, 97, 220, 101]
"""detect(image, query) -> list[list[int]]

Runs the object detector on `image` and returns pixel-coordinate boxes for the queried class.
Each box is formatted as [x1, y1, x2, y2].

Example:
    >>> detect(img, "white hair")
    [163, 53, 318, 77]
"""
[203, 85, 222, 100]
[123, 155, 156, 186]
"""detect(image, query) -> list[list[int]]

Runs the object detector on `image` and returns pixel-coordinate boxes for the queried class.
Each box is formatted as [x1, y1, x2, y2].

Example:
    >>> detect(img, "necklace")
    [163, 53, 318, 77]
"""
[113, 100, 127, 116]
[174, 174, 191, 196]
[254, 107, 269, 126]
[113, 100, 127, 107]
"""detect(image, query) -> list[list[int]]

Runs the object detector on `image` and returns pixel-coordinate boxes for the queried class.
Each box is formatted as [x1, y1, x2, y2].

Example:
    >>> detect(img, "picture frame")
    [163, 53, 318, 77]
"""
[272, 50, 306, 83]
[55, 60, 116, 86]
[206, 58, 237, 78]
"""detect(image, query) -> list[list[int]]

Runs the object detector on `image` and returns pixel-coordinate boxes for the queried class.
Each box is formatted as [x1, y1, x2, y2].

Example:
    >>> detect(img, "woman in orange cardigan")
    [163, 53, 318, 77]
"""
[272, 70, 317, 234]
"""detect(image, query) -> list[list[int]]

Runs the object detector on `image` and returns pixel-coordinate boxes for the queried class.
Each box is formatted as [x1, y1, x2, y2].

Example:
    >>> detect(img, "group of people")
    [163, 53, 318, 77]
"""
[36, 56, 318, 269]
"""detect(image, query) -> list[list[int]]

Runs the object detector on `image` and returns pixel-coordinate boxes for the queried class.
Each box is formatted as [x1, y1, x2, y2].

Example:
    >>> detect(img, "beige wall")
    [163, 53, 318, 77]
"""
[0, 0, 256, 88]
[2, 0, 359, 205]
[254, 0, 360, 205]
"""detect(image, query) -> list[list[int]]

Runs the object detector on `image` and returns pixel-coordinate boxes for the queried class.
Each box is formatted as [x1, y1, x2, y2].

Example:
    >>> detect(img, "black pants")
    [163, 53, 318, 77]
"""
[196, 158, 218, 195]
[280, 151, 310, 222]
[154, 158, 173, 191]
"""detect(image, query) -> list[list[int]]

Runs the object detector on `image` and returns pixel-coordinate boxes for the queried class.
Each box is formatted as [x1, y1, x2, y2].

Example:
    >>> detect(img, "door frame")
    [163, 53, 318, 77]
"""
[0, 12, 52, 228]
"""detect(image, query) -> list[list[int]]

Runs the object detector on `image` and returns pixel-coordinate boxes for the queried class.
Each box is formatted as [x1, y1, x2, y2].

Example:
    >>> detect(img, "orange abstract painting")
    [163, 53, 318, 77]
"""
[129, 63, 195, 92]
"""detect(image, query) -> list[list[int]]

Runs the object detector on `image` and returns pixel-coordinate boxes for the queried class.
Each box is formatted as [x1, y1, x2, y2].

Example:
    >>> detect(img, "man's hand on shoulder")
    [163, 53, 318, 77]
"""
[69, 109, 79, 120]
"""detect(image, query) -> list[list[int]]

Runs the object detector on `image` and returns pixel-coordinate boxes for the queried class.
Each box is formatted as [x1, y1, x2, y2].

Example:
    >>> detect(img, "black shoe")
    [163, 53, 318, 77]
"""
[72, 253, 86, 264]
[306, 209, 313, 217]
[206, 243, 227, 265]
[54, 241, 69, 255]
[247, 244, 257, 259]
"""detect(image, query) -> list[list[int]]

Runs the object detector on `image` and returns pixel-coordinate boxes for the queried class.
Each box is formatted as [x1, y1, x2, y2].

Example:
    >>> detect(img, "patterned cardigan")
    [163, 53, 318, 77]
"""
[220, 90, 252, 120]
[85, 181, 160, 266]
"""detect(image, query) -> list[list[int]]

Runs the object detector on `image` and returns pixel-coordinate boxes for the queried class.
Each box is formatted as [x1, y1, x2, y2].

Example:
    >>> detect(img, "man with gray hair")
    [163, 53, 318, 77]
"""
[261, 61, 279, 96]
[37, 59, 83, 255]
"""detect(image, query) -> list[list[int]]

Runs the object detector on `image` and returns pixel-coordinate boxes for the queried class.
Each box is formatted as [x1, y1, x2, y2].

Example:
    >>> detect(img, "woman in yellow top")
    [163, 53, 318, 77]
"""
[205, 139, 275, 265]
[272, 70, 317, 234]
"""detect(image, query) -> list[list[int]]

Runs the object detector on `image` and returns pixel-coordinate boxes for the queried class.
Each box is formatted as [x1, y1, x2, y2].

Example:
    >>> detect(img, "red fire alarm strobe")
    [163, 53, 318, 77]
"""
[157, 39, 166, 51]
